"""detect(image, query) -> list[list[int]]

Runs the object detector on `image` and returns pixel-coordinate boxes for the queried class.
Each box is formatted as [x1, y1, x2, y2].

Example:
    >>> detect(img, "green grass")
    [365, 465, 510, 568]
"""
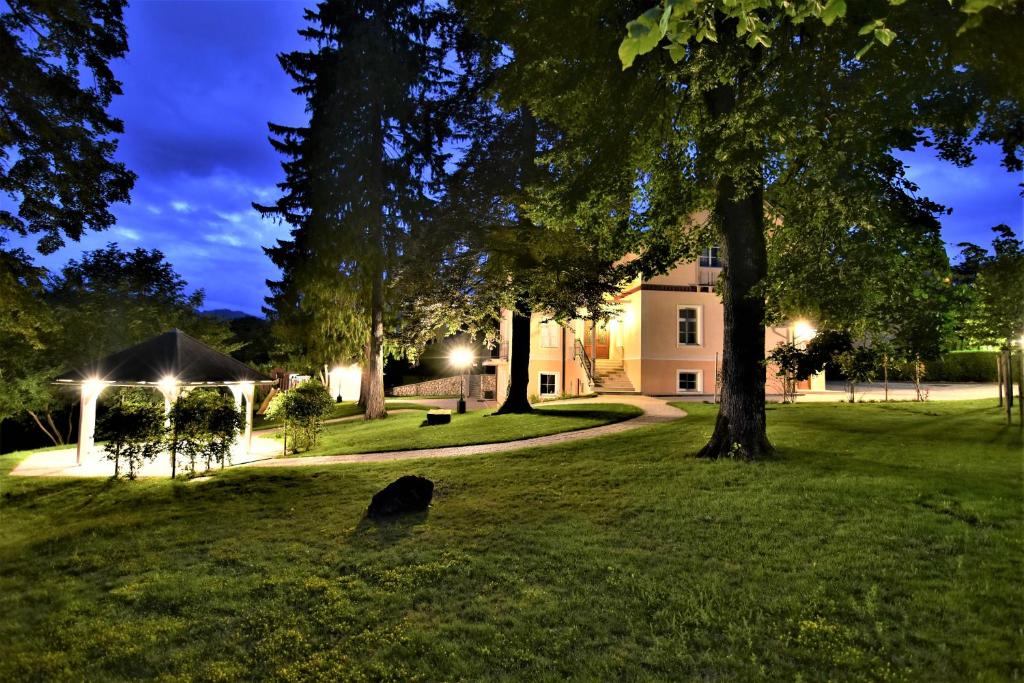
[254, 400, 432, 430]
[0, 399, 1020, 680]
[274, 402, 642, 456]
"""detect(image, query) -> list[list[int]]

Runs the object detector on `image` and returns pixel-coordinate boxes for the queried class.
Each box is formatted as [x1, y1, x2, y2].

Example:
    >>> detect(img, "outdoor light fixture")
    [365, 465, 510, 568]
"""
[449, 347, 474, 370]
[793, 320, 817, 345]
[449, 347, 474, 414]
[83, 377, 106, 394]
[158, 375, 178, 394]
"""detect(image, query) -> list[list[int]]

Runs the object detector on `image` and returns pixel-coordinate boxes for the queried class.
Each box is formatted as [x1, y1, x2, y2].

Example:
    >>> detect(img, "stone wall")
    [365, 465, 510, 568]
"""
[390, 374, 496, 398]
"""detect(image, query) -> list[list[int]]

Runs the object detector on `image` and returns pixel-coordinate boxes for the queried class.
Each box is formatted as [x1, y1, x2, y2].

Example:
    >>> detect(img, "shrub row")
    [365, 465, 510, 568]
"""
[885, 351, 1001, 383]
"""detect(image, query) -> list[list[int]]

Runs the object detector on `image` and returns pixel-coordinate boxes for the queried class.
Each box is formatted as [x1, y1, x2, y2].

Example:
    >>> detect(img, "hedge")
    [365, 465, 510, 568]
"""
[886, 351, 1002, 383]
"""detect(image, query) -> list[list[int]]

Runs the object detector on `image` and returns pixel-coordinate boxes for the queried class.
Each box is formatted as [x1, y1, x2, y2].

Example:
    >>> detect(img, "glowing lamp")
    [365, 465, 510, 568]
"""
[793, 320, 816, 344]
[83, 378, 105, 395]
[449, 347, 474, 370]
[158, 375, 178, 393]
[450, 347, 474, 413]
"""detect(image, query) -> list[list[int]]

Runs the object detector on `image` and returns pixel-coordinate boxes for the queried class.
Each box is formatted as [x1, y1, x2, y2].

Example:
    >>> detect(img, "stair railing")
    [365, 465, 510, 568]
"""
[574, 340, 594, 385]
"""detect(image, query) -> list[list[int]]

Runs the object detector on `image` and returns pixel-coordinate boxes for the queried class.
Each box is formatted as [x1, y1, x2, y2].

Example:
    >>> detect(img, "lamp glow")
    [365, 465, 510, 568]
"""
[793, 320, 816, 344]
[158, 375, 177, 393]
[449, 347, 474, 369]
[83, 377, 105, 394]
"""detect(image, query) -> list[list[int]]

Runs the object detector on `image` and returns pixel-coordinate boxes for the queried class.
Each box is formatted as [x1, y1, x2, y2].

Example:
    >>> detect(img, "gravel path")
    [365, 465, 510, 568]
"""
[241, 395, 685, 468]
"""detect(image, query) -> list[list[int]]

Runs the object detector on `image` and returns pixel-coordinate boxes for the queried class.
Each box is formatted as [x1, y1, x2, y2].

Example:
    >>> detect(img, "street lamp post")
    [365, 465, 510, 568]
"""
[449, 346, 474, 414]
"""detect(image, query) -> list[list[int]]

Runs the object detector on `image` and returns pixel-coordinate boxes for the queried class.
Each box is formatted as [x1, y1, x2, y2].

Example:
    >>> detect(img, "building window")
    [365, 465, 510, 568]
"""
[539, 372, 557, 396]
[678, 306, 700, 345]
[699, 246, 721, 268]
[540, 321, 560, 348]
[677, 371, 701, 393]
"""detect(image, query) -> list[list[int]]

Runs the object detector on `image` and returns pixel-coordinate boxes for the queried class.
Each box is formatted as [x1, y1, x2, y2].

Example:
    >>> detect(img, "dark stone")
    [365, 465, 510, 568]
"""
[367, 476, 434, 518]
[425, 409, 451, 425]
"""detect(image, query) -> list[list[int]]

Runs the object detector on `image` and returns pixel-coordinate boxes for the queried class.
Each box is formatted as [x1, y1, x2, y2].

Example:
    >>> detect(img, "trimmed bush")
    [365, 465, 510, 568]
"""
[264, 381, 334, 453]
[887, 351, 1000, 383]
[97, 390, 165, 480]
[169, 390, 244, 476]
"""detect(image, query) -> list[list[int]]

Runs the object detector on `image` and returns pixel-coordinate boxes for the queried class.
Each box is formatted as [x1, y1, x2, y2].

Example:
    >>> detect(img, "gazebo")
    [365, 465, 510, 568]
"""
[55, 329, 277, 464]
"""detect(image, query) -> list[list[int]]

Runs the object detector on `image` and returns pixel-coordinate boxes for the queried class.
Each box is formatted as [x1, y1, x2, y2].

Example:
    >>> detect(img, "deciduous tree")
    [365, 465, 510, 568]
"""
[457, 0, 1022, 457]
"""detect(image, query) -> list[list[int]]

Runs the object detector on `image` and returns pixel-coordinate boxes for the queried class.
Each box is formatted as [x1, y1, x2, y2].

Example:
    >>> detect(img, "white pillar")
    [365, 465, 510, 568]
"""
[158, 384, 179, 426]
[76, 382, 104, 465]
[243, 384, 255, 452]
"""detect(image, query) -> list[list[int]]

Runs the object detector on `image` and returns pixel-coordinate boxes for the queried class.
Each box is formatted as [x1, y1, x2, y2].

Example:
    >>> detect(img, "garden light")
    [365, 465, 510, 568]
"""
[793, 320, 816, 344]
[449, 346, 474, 369]
[449, 347, 473, 414]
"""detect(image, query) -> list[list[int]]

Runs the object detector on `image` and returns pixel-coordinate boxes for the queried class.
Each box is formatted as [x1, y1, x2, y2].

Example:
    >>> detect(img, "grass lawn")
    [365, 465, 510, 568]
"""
[254, 400, 432, 430]
[0, 399, 1020, 680]
[273, 402, 643, 456]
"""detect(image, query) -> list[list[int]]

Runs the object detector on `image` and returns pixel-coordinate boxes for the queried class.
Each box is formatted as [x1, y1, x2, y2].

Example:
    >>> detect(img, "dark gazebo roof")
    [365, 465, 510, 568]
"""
[55, 329, 275, 386]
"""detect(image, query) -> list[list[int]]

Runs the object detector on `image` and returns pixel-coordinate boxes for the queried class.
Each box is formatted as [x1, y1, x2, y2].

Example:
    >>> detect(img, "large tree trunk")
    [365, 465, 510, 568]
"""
[697, 175, 772, 460]
[1003, 346, 1013, 424]
[496, 297, 534, 414]
[358, 337, 370, 409]
[998, 354, 1004, 406]
[364, 271, 388, 420]
[697, 80, 772, 460]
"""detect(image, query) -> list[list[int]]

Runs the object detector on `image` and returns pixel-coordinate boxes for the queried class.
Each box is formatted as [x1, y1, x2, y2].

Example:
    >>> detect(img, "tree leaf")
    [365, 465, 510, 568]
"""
[619, 7, 666, 69]
[859, 20, 881, 35]
[666, 43, 687, 63]
[961, 0, 997, 13]
[874, 27, 897, 45]
[821, 0, 847, 26]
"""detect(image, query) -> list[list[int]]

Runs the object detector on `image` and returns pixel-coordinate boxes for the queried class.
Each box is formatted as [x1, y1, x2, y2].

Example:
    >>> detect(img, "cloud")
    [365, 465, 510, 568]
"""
[204, 232, 244, 247]
[113, 226, 140, 240]
[170, 200, 193, 213]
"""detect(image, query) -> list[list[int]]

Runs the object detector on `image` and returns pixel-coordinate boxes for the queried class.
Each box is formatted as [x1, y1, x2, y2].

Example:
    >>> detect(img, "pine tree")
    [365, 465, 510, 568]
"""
[257, 0, 453, 419]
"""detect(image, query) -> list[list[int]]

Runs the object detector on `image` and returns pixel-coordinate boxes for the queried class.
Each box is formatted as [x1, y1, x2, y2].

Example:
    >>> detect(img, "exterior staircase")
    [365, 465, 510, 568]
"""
[593, 359, 637, 394]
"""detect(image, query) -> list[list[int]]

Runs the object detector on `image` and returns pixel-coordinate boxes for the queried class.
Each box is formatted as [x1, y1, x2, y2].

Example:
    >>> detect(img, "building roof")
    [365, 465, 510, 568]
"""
[55, 328, 275, 385]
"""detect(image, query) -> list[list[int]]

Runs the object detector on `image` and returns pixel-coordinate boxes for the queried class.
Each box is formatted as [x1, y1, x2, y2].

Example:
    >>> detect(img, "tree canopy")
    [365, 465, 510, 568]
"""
[453, 0, 1022, 457]
[0, 0, 134, 253]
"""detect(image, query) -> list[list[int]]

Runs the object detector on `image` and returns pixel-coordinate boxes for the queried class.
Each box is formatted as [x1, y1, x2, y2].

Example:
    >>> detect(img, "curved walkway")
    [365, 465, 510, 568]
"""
[242, 395, 685, 468]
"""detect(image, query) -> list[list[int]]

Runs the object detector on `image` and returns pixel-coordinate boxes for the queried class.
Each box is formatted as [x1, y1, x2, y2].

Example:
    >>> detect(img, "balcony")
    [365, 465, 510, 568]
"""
[487, 341, 509, 361]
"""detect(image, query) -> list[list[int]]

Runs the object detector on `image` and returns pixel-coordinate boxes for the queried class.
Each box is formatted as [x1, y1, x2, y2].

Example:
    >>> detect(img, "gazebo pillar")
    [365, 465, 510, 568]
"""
[242, 383, 255, 452]
[158, 382, 179, 426]
[228, 383, 255, 452]
[76, 381, 105, 465]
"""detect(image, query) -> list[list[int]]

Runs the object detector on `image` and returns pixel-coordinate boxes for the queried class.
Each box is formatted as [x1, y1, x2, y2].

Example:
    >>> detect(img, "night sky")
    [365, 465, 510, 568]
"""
[19, 0, 1024, 316]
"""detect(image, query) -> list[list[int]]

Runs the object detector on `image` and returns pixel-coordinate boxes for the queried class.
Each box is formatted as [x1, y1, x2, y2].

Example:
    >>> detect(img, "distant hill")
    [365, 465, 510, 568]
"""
[202, 308, 256, 321]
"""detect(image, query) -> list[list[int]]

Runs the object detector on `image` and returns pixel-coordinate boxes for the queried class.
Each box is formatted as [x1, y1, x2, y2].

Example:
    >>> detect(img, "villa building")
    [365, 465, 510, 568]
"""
[485, 248, 826, 399]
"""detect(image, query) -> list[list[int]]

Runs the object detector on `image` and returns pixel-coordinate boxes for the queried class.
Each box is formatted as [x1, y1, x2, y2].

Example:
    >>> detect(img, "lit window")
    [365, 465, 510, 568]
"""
[678, 307, 699, 345]
[540, 321, 560, 348]
[678, 371, 699, 392]
[699, 246, 721, 267]
[539, 373, 557, 396]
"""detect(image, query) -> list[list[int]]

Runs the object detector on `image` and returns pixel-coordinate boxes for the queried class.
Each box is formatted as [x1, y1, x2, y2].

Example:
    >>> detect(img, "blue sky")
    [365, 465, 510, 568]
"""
[18, 0, 1024, 316]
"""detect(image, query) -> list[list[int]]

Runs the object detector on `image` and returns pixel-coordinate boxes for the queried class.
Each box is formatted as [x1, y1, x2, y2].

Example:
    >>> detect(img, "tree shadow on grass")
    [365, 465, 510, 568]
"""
[353, 509, 430, 544]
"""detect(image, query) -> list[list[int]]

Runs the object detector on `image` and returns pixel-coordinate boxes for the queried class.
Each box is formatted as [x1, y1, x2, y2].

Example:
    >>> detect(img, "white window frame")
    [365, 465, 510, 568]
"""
[676, 305, 703, 347]
[539, 321, 560, 348]
[538, 371, 559, 397]
[699, 246, 722, 268]
[676, 369, 703, 394]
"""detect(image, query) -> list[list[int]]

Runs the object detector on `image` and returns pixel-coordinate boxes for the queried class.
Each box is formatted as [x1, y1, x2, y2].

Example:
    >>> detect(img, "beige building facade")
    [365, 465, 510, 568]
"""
[487, 249, 826, 399]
